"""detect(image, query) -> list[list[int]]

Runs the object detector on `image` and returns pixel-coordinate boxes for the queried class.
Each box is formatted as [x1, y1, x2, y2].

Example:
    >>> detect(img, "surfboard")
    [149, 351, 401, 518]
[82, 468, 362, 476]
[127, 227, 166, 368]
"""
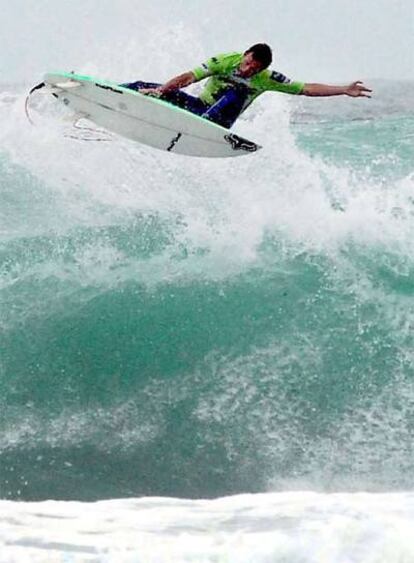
[42, 72, 261, 158]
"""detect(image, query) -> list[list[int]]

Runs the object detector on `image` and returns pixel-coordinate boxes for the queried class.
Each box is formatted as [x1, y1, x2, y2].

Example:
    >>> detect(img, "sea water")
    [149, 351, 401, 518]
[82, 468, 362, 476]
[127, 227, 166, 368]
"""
[1, 71, 413, 561]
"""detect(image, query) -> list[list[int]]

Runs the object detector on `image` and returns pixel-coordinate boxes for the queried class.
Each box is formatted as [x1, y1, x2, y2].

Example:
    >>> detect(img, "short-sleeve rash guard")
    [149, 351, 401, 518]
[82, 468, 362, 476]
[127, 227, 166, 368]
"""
[192, 52, 304, 106]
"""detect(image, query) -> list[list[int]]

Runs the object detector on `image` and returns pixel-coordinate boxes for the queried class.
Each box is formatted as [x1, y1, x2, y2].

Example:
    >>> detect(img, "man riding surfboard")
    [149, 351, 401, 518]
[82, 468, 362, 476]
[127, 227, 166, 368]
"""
[122, 43, 372, 128]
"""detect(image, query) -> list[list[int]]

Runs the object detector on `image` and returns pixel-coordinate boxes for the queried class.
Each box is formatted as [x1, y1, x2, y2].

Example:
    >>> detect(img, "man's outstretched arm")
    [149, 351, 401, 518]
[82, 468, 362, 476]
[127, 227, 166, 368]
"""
[141, 72, 197, 96]
[301, 81, 372, 98]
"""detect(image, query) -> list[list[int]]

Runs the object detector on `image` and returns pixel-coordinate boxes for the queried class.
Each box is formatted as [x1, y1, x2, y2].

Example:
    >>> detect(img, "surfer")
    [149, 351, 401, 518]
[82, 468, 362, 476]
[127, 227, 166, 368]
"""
[122, 43, 372, 128]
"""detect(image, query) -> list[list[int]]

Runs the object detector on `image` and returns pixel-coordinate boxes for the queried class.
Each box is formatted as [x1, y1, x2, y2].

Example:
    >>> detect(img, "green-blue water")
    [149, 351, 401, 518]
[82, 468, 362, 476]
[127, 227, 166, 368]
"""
[1, 82, 413, 501]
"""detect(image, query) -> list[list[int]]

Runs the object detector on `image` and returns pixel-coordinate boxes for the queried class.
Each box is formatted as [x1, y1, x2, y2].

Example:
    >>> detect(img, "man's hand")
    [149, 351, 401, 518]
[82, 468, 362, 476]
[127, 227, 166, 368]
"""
[139, 87, 164, 97]
[345, 81, 372, 98]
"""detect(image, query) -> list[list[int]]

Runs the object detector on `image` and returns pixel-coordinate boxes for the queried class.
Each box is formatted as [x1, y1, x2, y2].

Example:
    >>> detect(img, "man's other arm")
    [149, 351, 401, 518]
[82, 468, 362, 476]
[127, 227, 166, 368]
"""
[301, 81, 372, 98]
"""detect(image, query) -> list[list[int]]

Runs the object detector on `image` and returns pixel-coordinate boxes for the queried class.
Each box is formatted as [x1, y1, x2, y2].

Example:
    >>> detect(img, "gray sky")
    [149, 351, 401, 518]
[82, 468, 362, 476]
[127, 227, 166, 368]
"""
[3, 0, 414, 84]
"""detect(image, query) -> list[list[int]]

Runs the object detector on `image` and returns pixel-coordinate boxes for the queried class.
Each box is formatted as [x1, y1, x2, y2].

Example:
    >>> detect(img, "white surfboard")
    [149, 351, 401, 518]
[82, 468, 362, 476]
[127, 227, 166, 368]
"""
[43, 72, 261, 158]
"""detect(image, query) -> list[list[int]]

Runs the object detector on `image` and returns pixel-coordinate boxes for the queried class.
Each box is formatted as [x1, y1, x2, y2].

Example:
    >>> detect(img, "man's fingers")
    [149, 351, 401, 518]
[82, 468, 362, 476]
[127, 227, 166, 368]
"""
[353, 81, 372, 90]
[140, 88, 162, 97]
[359, 87, 372, 98]
[351, 81, 373, 97]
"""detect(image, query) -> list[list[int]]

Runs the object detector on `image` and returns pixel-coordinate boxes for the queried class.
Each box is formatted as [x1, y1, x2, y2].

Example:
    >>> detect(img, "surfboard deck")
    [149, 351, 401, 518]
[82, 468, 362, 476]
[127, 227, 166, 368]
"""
[43, 72, 261, 158]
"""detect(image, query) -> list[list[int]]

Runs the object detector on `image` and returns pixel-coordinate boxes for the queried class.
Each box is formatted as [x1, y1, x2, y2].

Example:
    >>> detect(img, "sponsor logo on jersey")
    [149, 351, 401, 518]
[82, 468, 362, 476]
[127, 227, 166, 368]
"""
[270, 71, 291, 84]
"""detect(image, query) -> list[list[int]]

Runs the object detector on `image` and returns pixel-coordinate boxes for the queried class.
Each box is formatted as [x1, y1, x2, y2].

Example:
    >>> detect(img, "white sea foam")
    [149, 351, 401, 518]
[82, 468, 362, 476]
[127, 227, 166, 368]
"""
[1, 492, 414, 562]
[1, 82, 412, 264]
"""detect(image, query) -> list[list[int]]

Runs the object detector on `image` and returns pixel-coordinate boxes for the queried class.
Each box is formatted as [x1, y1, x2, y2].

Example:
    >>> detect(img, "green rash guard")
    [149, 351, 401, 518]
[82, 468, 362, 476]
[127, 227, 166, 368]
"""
[192, 52, 305, 108]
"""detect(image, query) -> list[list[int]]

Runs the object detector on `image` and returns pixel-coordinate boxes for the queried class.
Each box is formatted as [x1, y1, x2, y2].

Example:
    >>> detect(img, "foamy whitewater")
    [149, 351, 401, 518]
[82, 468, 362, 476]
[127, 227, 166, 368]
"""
[1, 32, 414, 562]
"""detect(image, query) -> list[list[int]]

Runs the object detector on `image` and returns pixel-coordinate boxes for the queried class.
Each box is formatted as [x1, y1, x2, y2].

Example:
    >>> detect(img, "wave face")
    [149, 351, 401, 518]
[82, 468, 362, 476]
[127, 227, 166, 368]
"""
[1, 80, 413, 501]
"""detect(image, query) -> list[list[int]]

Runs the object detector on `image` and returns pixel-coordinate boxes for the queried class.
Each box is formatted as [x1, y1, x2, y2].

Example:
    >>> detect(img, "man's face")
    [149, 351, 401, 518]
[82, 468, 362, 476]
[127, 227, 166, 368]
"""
[238, 52, 265, 77]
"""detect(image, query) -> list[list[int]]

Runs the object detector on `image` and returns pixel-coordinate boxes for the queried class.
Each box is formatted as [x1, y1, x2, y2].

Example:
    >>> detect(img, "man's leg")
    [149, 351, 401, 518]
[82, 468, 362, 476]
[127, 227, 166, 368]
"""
[202, 88, 249, 128]
[120, 81, 208, 116]
[161, 90, 208, 116]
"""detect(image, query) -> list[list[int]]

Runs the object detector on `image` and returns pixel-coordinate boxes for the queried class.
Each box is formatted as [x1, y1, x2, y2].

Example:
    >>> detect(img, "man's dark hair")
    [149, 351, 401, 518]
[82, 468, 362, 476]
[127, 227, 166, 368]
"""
[244, 43, 273, 68]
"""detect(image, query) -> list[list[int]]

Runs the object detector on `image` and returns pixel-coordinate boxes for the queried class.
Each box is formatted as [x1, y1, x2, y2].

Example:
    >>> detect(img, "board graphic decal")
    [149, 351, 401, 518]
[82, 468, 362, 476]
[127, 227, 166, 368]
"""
[224, 133, 258, 152]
